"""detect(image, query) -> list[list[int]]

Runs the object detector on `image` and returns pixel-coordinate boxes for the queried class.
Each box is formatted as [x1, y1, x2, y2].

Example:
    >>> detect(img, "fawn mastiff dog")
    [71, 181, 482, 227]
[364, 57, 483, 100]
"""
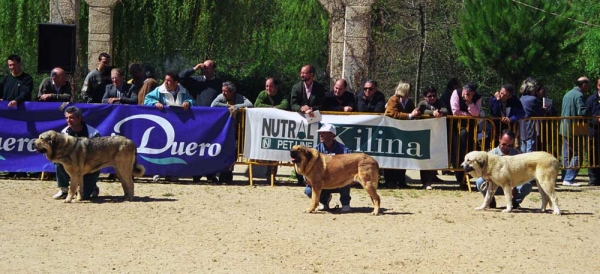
[290, 145, 381, 215]
[461, 151, 561, 215]
[34, 130, 145, 202]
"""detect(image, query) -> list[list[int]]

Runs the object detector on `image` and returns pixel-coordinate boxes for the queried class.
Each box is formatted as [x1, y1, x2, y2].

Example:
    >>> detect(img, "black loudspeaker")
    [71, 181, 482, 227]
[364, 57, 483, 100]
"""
[37, 23, 77, 73]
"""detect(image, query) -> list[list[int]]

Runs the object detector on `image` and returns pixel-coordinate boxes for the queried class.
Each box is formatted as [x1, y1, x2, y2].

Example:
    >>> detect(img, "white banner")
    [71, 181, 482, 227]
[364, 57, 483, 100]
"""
[244, 108, 319, 161]
[244, 109, 448, 169]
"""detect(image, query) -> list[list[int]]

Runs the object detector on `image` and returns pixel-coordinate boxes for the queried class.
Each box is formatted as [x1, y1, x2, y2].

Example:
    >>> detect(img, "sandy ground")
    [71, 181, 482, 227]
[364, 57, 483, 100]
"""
[0, 166, 599, 274]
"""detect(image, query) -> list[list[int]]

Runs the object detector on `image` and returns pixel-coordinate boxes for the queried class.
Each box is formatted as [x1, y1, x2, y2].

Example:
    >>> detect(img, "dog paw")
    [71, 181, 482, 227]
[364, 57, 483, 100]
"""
[371, 211, 379, 216]
[502, 208, 512, 213]
[553, 210, 561, 215]
[475, 206, 485, 210]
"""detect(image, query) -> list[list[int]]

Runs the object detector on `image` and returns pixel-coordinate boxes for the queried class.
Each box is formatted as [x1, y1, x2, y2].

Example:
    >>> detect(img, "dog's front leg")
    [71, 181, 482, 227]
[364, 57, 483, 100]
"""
[502, 185, 513, 213]
[65, 177, 82, 203]
[306, 184, 321, 213]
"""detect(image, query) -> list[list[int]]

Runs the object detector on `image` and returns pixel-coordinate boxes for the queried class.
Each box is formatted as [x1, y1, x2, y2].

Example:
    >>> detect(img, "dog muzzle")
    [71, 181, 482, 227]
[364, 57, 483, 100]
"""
[461, 163, 474, 172]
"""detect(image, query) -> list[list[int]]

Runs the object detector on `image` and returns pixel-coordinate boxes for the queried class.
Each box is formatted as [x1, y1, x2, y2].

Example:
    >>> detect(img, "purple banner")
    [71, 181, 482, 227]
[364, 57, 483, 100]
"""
[0, 102, 237, 176]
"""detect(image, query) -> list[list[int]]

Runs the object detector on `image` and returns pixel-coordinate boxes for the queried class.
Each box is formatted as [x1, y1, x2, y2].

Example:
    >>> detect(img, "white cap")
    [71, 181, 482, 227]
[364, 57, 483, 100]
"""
[317, 124, 336, 135]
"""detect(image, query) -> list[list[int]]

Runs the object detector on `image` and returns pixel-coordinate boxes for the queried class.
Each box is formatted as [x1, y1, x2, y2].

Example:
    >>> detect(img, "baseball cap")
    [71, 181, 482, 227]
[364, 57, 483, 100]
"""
[317, 124, 336, 135]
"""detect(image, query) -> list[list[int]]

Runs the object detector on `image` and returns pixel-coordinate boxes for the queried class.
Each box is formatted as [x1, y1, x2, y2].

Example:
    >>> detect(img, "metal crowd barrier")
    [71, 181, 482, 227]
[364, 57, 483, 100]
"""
[234, 109, 600, 186]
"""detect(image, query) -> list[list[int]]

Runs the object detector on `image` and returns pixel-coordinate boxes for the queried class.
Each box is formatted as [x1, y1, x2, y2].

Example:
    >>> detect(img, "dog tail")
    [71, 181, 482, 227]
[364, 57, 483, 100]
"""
[132, 161, 145, 177]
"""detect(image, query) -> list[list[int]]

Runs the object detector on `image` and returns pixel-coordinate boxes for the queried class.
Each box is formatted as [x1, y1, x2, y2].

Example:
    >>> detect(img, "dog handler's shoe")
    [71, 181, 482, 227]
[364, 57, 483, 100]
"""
[562, 181, 581, 187]
[341, 205, 351, 212]
[91, 186, 100, 198]
[52, 188, 68, 199]
[317, 195, 332, 211]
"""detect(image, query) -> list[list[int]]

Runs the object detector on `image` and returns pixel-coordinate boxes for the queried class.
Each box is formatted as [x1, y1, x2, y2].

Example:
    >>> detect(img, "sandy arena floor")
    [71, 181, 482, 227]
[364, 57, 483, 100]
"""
[0, 166, 598, 273]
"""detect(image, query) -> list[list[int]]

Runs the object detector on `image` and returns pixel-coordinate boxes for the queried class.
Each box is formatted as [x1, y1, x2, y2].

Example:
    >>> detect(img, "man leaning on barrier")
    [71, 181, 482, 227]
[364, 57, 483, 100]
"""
[560, 76, 591, 187]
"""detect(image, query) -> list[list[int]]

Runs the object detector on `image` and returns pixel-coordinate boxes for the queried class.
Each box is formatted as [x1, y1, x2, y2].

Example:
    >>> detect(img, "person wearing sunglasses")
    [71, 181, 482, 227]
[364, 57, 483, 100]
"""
[417, 86, 449, 118]
[356, 80, 385, 113]
[475, 129, 532, 209]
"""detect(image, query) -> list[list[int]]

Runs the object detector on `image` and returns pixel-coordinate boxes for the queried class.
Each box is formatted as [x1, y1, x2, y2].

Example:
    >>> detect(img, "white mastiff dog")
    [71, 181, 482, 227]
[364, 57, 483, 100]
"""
[461, 151, 561, 215]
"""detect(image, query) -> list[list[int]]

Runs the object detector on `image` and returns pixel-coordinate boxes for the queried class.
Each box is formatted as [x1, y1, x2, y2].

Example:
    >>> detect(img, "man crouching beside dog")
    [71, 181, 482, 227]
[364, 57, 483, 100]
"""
[474, 129, 532, 209]
[51, 106, 101, 200]
[303, 124, 353, 212]
[35, 106, 145, 202]
[461, 129, 561, 215]
[291, 124, 381, 215]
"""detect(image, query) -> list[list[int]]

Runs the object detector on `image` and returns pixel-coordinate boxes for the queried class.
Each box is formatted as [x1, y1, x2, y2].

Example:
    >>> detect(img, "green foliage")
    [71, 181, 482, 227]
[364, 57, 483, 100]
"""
[453, 0, 582, 88]
[0, 0, 49, 86]
[371, 0, 480, 98]
[112, 0, 329, 101]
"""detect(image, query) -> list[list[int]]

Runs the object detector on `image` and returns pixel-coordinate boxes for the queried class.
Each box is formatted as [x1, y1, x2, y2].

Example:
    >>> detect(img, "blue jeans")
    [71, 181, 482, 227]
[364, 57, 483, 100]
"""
[475, 177, 532, 204]
[562, 137, 583, 182]
[520, 139, 537, 153]
[56, 163, 100, 199]
[304, 184, 351, 206]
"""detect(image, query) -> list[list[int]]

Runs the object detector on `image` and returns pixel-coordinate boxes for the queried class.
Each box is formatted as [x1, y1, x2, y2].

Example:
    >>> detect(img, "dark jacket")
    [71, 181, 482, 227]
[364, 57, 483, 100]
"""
[0, 72, 33, 102]
[290, 81, 326, 111]
[178, 68, 222, 106]
[37, 77, 71, 102]
[322, 91, 356, 111]
[586, 91, 600, 136]
[356, 90, 385, 113]
[101, 83, 137, 104]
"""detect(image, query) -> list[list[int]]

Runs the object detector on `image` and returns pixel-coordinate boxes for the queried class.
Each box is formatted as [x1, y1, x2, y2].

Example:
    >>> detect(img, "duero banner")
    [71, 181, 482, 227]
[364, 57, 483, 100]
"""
[0, 102, 236, 176]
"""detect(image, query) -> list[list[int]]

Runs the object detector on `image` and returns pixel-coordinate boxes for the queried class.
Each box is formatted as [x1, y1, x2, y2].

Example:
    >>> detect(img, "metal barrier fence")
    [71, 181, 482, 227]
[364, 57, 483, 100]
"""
[234, 109, 600, 184]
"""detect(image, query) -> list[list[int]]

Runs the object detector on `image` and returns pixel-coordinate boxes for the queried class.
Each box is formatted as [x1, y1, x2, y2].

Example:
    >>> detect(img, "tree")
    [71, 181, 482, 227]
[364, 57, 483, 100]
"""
[453, 0, 582, 89]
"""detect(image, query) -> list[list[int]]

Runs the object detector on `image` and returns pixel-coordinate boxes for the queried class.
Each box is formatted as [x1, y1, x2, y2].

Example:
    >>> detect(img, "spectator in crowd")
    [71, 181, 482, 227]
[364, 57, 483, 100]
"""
[475, 129, 532, 209]
[137, 65, 159, 105]
[254, 77, 289, 109]
[144, 71, 194, 110]
[102, 68, 136, 104]
[537, 84, 558, 116]
[586, 78, 600, 186]
[450, 82, 484, 189]
[356, 80, 385, 113]
[417, 86, 449, 118]
[439, 77, 461, 113]
[304, 124, 353, 212]
[211, 81, 253, 110]
[519, 77, 545, 153]
[37, 67, 71, 102]
[440, 78, 461, 176]
[180, 60, 223, 183]
[0, 54, 33, 107]
[82, 52, 112, 103]
[253, 77, 288, 182]
[127, 63, 145, 95]
[535, 84, 559, 153]
[489, 83, 525, 134]
[179, 60, 222, 107]
[290, 64, 326, 185]
[52, 106, 101, 200]
[384, 79, 421, 189]
[416, 85, 449, 187]
[560, 76, 591, 187]
[322, 78, 355, 112]
[211, 81, 253, 183]
[290, 64, 326, 114]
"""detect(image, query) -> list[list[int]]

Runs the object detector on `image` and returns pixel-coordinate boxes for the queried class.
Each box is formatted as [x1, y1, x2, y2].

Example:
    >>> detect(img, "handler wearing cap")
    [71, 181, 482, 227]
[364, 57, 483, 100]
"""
[303, 124, 353, 212]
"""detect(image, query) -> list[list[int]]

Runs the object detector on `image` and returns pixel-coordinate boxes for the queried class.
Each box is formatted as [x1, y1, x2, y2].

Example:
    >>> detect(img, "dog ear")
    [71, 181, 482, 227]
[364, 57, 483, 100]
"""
[476, 158, 486, 170]
[305, 149, 313, 162]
